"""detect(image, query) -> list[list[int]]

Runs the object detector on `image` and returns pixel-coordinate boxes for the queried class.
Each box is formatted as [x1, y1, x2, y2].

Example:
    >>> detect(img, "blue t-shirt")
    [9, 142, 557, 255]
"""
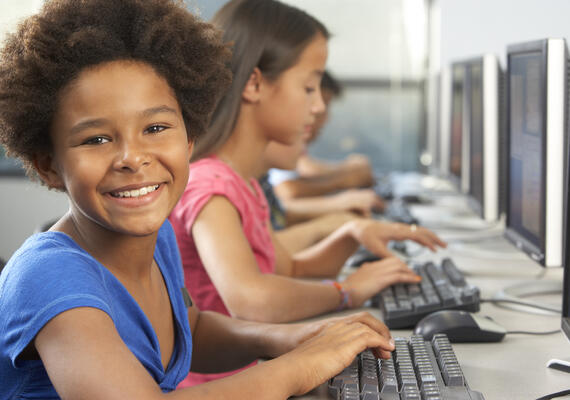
[0, 221, 192, 398]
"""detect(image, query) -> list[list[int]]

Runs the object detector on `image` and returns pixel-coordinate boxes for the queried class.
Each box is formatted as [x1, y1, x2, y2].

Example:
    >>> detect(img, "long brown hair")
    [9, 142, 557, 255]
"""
[191, 0, 329, 161]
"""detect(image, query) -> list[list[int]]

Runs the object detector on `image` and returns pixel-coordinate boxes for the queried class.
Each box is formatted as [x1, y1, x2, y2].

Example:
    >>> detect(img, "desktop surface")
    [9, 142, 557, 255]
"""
[299, 202, 567, 400]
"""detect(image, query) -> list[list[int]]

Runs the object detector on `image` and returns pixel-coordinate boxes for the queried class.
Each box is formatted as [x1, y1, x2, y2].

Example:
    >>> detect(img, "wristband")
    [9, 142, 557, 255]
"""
[323, 280, 352, 311]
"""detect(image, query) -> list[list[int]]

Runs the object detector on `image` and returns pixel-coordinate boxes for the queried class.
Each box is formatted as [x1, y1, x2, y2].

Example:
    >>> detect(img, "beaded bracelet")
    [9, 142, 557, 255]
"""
[322, 280, 352, 311]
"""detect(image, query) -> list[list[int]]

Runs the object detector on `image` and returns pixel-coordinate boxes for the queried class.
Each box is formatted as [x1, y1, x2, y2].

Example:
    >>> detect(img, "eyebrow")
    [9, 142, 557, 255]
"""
[69, 105, 179, 136]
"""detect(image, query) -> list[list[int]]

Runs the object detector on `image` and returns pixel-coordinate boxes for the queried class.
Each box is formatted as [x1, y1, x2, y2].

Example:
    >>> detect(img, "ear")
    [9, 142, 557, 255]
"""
[33, 152, 65, 190]
[242, 67, 264, 103]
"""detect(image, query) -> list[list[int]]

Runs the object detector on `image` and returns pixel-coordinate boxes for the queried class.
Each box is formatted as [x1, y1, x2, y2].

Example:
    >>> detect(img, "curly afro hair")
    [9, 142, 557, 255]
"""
[0, 0, 232, 180]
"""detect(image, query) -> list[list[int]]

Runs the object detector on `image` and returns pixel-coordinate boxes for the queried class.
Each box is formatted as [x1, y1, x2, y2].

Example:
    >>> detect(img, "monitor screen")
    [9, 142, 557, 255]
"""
[507, 51, 544, 253]
[450, 64, 464, 182]
[468, 62, 484, 214]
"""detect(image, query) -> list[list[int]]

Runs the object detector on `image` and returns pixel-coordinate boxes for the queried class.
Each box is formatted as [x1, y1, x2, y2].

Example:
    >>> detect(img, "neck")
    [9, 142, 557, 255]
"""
[215, 105, 268, 181]
[58, 212, 158, 282]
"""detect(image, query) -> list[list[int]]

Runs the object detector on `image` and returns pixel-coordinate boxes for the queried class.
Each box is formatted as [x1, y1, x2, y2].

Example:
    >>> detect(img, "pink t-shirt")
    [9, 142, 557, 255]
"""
[169, 155, 276, 386]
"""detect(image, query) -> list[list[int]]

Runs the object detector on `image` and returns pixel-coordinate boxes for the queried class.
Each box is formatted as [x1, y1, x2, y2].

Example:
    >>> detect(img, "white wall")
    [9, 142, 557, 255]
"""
[439, 0, 570, 68]
[0, 181, 68, 260]
[0, 0, 68, 261]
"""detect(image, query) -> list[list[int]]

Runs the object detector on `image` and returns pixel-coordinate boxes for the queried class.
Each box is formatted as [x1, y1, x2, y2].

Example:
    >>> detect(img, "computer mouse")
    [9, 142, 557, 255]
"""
[345, 248, 381, 268]
[413, 310, 506, 342]
[345, 243, 411, 268]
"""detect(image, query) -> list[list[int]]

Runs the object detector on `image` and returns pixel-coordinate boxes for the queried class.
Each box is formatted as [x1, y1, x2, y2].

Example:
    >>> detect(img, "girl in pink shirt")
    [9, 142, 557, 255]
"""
[169, 0, 445, 386]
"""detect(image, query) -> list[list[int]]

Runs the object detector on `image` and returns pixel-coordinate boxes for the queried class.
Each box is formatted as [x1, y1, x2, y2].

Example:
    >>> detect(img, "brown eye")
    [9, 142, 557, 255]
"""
[82, 136, 109, 145]
[145, 125, 167, 134]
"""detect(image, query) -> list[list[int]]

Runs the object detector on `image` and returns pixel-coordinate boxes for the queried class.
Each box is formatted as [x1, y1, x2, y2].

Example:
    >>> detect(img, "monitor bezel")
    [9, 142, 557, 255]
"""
[504, 40, 548, 266]
[562, 87, 570, 341]
[465, 58, 485, 218]
[449, 62, 466, 191]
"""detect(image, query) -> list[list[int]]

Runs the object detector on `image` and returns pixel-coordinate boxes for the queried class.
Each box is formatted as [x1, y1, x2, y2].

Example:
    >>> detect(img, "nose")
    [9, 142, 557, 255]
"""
[312, 88, 326, 115]
[112, 136, 151, 172]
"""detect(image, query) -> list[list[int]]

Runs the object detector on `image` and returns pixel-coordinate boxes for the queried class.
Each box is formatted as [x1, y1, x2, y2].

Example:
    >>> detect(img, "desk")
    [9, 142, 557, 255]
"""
[301, 197, 569, 400]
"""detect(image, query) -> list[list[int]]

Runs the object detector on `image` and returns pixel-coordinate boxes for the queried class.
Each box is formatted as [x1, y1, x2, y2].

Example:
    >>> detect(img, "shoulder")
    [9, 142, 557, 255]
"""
[1, 232, 105, 291]
[0, 233, 113, 360]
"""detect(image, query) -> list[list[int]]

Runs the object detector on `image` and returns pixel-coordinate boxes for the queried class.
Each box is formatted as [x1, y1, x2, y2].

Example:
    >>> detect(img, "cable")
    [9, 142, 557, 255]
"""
[446, 242, 531, 260]
[506, 329, 560, 335]
[535, 389, 570, 400]
[481, 297, 561, 314]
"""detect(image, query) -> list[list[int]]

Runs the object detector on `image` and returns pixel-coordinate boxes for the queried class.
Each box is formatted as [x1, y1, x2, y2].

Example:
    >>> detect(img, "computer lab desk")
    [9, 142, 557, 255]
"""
[299, 221, 569, 400]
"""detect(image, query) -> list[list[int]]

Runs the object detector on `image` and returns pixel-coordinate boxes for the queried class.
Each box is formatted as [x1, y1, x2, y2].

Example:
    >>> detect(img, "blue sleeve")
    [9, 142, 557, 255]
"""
[0, 235, 113, 368]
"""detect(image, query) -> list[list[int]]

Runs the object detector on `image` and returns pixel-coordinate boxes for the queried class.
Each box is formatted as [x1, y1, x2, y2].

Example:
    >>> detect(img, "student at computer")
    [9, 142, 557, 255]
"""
[169, 0, 446, 386]
[268, 71, 377, 204]
[0, 0, 398, 397]
[264, 71, 385, 222]
[260, 129, 362, 252]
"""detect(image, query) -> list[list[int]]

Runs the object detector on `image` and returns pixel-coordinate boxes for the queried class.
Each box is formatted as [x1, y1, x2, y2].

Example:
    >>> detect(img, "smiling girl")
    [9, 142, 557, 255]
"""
[0, 0, 397, 398]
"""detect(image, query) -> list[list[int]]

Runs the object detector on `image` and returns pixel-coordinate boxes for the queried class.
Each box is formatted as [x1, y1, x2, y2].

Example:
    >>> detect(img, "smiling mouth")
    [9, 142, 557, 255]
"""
[110, 184, 160, 198]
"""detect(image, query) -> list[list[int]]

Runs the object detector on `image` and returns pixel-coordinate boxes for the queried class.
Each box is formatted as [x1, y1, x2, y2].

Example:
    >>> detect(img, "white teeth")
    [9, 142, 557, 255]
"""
[113, 184, 159, 198]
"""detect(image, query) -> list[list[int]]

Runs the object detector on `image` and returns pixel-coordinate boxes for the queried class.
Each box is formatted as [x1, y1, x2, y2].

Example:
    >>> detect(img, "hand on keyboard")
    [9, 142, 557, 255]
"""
[346, 219, 447, 258]
[282, 312, 395, 396]
[342, 257, 422, 307]
[333, 189, 386, 216]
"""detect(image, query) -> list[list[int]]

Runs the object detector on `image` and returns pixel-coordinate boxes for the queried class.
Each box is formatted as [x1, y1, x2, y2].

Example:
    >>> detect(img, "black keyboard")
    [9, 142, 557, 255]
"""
[372, 259, 480, 329]
[329, 334, 485, 400]
[383, 200, 419, 225]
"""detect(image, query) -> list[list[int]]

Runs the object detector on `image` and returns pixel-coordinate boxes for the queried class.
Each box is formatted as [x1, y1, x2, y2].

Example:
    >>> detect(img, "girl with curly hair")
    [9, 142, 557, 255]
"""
[0, 0, 397, 398]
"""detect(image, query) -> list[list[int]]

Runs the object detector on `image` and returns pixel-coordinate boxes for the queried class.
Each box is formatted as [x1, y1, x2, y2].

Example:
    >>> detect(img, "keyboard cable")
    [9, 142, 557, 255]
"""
[535, 389, 570, 400]
[480, 297, 561, 313]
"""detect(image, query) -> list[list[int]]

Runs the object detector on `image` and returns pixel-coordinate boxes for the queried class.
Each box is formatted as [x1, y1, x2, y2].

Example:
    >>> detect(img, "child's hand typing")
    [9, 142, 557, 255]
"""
[342, 256, 421, 307]
[277, 312, 394, 396]
[347, 219, 447, 258]
[333, 189, 385, 216]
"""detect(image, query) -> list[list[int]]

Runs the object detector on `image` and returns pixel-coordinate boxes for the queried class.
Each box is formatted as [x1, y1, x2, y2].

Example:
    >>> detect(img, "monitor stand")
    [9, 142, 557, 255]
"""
[492, 279, 562, 314]
[546, 358, 570, 373]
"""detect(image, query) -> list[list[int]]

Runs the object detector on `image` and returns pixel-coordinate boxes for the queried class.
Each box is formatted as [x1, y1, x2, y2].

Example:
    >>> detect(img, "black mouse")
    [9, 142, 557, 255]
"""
[345, 242, 411, 268]
[414, 310, 506, 343]
[345, 248, 381, 268]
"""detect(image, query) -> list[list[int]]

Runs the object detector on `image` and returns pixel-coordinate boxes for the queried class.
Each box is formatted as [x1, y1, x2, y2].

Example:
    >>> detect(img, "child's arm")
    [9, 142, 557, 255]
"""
[296, 153, 373, 178]
[192, 196, 344, 322]
[193, 197, 437, 322]
[273, 170, 375, 199]
[275, 211, 357, 253]
[276, 188, 386, 222]
[274, 219, 446, 279]
[35, 305, 395, 399]
[187, 306, 390, 374]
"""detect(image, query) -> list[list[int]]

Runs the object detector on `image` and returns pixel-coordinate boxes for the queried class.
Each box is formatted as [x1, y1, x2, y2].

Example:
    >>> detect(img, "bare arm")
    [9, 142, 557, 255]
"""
[191, 196, 343, 322]
[35, 306, 395, 399]
[296, 153, 373, 179]
[276, 211, 357, 253]
[273, 171, 374, 199]
[278, 189, 385, 222]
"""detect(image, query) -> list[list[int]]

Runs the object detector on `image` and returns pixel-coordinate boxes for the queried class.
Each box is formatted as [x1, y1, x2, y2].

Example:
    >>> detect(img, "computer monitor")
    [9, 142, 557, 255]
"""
[449, 62, 467, 192]
[504, 38, 567, 268]
[464, 54, 503, 222]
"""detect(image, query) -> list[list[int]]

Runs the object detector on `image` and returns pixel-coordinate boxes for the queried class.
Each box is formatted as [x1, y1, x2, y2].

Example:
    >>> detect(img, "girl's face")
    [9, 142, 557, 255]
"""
[38, 60, 192, 238]
[257, 33, 328, 146]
